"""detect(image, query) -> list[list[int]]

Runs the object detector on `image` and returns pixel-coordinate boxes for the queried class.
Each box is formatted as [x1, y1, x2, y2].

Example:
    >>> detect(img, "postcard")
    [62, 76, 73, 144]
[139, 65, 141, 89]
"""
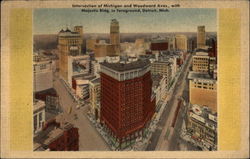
[1, 0, 249, 158]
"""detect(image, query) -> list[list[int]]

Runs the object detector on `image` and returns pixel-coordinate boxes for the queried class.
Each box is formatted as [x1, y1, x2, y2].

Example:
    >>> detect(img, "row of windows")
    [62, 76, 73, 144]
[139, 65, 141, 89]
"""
[193, 64, 208, 66]
[121, 117, 142, 126]
[195, 66, 208, 69]
[193, 57, 209, 61]
[194, 85, 215, 90]
[68, 39, 80, 45]
[193, 60, 208, 63]
[39, 64, 47, 70]
[194, 82, 214, 86]
[102, 99, 119, 109]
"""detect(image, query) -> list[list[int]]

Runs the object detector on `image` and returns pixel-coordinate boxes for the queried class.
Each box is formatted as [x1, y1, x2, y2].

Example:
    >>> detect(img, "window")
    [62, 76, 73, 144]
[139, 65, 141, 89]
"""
[40, 64, 46, 70]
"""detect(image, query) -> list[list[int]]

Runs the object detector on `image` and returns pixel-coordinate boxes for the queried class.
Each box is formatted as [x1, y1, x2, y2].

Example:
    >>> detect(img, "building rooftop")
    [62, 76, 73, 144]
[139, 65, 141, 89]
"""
[43, 128, 64, 146]
[34, 114, 74, 150]
[195, 51, 209, 56]
[152, 60, 171, 65]
[111, 19, 119, 24]
[35, 88, 58, 101]
[196, 48, 208, 52]
[100, 59, 150, 72]
[33, 59, 52, 65]
[188, 71, 214, 80]
[33, 99, 45, 112]
[73, 74, 96, 81]
[151, 37, 168, 43]
[189, 104, 217, 130]
[152, 74, 163, 88]
[90, 78, 100, 84]
[58, 28, 80, 37]
[139, 54, 156, 60]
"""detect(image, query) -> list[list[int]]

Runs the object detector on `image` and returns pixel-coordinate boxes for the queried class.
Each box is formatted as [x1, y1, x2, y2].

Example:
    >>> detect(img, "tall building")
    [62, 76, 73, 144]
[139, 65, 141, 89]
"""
[94, 43, 116, 58]
[110, 19, 120, 55]
[100, 59, 155, 149]
[152, 74, 167, 107]
[188, 37, 196, 52]
[58, 26, 83, 81]
[175, 35, 188, 51]
[192, 51, 216, 74]
[86, 39, 99, 51]
[89, 78, 101, 121]
[74, 26, 83, 36]
[33, 60, 53, 92]
[197, 26, 206, 48]
[168, 35, 176, 51]
[110, 19, 120, 46]
[192, 51, 210, 73]
[151, 61, 172, 90]
[188, 71, 217, 112]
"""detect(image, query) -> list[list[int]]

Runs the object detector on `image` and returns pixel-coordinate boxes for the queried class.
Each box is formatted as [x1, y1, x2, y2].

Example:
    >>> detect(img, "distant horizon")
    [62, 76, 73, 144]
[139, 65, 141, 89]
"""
[34, 8, 217, 34]
[34, 31, 217, 36]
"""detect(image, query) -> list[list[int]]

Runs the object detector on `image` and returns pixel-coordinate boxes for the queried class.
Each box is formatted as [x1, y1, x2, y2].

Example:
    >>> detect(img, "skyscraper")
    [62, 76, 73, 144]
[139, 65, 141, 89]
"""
[58, 26, 83, 81]
[110, 19, 120, 55]
[197, 26, 206, 48]
[175, 34, 188, 51]
[110, 19, 120, 45]
[100, 59, 155, 149]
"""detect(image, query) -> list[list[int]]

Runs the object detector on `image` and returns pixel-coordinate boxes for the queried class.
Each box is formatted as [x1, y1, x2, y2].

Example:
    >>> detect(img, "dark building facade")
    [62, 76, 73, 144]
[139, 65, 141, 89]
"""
[35, 88, 60, 113]
[34, 119, 79, 151]
[150, 41, 168, 51]
[48, 124, 79, 151]
[100, 59, 155, 149]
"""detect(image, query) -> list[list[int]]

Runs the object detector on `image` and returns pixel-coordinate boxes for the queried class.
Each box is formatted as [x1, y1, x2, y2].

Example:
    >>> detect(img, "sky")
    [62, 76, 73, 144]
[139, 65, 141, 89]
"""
[33, 8, 216, 34]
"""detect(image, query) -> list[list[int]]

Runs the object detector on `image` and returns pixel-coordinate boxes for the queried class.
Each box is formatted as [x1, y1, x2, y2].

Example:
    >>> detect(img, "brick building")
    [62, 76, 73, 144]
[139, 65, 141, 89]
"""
[34, 115, 79, 151]
[100, 59, 155, 149]
[150, 42, 168, 51]
[150, 38, 168, 51]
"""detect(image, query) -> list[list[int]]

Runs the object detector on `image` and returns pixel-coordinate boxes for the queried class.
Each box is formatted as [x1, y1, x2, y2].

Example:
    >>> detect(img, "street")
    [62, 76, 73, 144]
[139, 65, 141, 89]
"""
[53, 77, 110, 151]
[146, 53, 195, 151]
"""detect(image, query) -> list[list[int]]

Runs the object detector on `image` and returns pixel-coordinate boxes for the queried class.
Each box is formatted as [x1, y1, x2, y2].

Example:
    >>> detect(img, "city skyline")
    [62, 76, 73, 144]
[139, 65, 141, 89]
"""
[34, 8, 216, 34]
